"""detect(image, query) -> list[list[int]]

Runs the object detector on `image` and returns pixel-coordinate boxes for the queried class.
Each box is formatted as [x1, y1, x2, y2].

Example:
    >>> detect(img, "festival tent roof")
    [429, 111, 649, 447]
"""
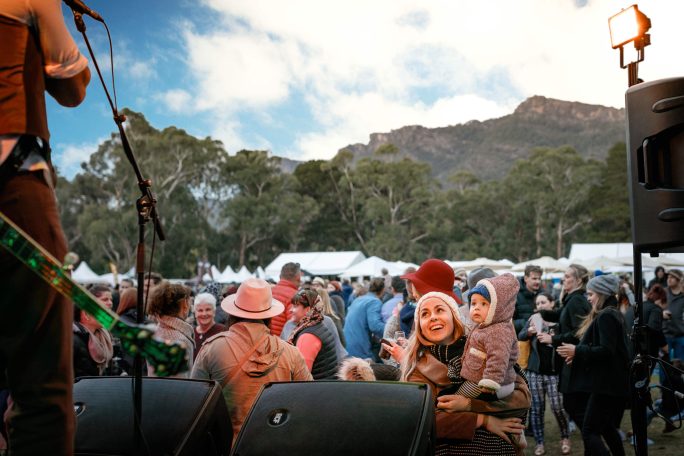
[580, 256, 630, 271]
[234, 266, 254, 283]
[264, 251, 366, 278]
[393, 260, 419, 273]
[96, 273, 117, 286]
[570, 243, 684, 268]
[512, 256, 570, 273]
[202, 265, 223, 283]
[72, 261, 102, 284]
[453, 257, 514, 271]
[570, 243, 636, 259]
[208, 265, 236, 283]
[340, 256, 407, 278]
[255, 266, 267, 279]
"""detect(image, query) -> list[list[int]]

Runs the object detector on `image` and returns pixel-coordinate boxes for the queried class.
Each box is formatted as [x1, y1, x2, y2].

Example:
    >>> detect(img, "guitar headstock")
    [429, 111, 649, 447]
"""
[112, 319, 188, 377]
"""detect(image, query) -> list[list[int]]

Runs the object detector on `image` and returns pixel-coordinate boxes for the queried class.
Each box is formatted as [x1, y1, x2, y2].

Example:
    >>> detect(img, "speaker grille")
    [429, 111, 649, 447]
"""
[232, 381, 434, 456]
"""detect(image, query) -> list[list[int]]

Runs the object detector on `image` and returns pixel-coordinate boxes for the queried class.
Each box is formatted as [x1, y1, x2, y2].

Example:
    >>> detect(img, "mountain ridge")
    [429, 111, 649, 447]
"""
[335, 95, 626, 180]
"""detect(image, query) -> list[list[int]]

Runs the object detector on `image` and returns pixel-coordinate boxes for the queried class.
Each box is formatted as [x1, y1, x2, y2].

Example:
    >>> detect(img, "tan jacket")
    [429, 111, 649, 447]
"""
[191, 321, 312, 439]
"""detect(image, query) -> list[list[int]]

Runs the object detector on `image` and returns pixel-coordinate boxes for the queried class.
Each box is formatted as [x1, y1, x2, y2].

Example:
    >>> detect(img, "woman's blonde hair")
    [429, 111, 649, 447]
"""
[316, 288, 340, 322]
[399, 293, 465, 381]
[576, 290, 614, 339]
[560, 263, 589, 303]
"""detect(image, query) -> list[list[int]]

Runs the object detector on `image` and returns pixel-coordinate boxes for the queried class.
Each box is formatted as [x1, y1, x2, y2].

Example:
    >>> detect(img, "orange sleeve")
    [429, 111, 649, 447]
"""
[296, 333, 322, 372]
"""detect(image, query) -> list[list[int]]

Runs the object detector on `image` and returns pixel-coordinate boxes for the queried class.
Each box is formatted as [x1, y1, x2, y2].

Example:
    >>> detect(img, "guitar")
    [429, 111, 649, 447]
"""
[0, 211, 188, 377]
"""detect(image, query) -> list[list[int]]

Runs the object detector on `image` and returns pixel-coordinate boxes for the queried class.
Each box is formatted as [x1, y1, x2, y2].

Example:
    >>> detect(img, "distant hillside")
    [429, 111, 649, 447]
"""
[339, 96, 626, 180]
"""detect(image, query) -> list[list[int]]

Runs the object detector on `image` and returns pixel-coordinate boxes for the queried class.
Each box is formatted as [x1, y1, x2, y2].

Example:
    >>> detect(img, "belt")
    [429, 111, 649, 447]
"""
[0, 136, 48, 186]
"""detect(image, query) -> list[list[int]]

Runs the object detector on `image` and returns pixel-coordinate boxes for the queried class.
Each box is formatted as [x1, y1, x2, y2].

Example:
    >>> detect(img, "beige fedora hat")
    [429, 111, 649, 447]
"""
[221, 278, 284, 319]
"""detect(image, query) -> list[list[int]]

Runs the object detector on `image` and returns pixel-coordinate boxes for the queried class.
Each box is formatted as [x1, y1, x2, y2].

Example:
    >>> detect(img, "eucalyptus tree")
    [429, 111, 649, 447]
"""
[59, 109, 227, 277]
[219, 150, 318, 267]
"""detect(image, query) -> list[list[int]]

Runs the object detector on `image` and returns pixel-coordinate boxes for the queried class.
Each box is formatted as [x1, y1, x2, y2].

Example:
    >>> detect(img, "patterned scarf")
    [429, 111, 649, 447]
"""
[429, 336, 467, 385]
[287, 290, 324, 344]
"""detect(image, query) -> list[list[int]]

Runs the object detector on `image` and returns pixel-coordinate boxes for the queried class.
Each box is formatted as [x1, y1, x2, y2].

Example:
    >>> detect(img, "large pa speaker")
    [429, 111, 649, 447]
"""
[73, 376, 232, 456]
[231, 381, 434, 456]
[626, 77, 684, 253]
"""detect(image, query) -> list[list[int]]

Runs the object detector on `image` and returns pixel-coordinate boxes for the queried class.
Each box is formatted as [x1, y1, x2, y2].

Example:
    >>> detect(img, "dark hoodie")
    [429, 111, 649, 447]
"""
[513, 277, 539, 333]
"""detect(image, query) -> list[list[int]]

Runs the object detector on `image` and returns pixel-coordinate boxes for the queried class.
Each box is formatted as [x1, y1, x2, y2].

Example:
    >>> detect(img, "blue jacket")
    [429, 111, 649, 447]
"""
[344, 294, 385, 360]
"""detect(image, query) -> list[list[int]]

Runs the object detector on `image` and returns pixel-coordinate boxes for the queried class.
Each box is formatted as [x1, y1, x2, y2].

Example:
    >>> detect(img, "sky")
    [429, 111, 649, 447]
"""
[48, 0, 684, 179]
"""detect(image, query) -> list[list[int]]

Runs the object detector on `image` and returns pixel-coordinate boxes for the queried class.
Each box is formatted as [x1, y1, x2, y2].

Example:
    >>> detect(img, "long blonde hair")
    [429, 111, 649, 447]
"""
[576, 292, 609, 339]
[399, 293, 465, 381]
[316, 288, 340, 322]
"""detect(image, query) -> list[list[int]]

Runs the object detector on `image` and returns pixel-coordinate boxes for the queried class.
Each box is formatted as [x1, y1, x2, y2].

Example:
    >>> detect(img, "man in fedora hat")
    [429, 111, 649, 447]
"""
[192, 278, 312, 439]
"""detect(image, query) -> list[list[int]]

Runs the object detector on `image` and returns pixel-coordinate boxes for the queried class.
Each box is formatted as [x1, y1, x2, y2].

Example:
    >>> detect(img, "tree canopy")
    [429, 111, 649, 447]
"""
[56, 110, 630, 277]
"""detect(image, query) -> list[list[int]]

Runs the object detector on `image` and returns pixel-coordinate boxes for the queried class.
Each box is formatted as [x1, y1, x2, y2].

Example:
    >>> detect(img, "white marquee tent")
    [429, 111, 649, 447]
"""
[340, 256, 411, 278]
[265, 251, 366, 279]
[570, 243, 684, 269]
[72, 261, 102, 284]
[511, 256, 570, 273]
[446, 257, 514, 272]
[234, 265, 254, 282]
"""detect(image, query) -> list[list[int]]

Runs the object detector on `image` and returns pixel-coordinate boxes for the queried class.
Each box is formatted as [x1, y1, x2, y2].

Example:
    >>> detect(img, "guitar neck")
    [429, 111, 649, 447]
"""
[0, 212, 117, 330]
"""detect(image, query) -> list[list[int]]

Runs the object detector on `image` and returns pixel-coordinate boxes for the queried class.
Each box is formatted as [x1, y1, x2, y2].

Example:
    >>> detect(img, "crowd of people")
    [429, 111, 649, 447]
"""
[2, 1, 682, 455]
[4, 258, 682, 454]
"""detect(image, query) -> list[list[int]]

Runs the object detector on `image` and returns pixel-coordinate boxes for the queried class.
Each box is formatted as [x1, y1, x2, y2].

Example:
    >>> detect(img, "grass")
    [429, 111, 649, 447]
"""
[530, 403, 683, 455]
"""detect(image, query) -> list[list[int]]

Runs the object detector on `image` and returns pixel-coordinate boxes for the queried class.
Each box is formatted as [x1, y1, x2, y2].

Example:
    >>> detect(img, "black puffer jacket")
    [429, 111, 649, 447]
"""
[514, 279, 538, 333]
[294, 323, 338, 380]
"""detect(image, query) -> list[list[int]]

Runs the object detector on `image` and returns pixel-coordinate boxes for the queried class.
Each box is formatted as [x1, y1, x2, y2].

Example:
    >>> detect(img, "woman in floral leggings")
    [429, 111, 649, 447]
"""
[518, 292, 571, 455]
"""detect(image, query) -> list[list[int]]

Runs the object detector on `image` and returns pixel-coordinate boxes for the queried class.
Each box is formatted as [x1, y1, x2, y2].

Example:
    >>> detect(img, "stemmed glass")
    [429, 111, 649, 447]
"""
[394, 331, 407, 347]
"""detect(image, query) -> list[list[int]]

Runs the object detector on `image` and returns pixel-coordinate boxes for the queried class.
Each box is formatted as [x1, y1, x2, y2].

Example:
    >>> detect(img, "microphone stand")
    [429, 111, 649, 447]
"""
[630, 249, 651, 456]
[71, 11, 166, 454]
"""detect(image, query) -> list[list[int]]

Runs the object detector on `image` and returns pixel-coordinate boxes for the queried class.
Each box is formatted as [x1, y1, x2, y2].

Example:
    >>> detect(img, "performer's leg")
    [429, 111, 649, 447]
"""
[0, 172, 74, 456]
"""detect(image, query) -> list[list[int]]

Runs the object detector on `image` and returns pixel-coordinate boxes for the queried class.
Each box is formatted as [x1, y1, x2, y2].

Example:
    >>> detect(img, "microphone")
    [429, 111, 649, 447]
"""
[63, 0, 103, 22]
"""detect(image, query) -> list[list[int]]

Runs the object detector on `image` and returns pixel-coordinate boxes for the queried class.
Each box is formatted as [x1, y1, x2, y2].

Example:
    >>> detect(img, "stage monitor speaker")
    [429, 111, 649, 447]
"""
[231, 381, 434, 456]
[626, 77, 684, 253]
[73, 376, 232, 456]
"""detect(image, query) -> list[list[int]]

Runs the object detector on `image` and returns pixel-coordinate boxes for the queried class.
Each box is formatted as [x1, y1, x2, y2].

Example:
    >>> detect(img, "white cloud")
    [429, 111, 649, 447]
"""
[54, 140, 104, 179]
[208, 115, 273, 154]
[129, 61, 157, 81]
[157, 89, 192, 113]
[175, 0, 684, 160]
[295, 92, 515, 160]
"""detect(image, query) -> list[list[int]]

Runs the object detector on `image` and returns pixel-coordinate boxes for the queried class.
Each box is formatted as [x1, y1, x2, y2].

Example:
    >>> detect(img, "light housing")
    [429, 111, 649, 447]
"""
[609, 5, 651, 49]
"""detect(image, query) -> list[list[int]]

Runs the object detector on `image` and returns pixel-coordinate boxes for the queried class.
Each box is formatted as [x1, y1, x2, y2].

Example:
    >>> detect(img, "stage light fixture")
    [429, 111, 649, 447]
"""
[609, 5, 651, 49]
[609, 4, 651, 87]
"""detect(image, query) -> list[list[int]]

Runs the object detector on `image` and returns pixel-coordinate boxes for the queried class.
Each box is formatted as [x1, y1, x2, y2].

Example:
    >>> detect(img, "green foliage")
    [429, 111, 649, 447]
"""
[57, 111, 632, 276]
[445, 146, 617, 261]
[579, 142, 631, 242]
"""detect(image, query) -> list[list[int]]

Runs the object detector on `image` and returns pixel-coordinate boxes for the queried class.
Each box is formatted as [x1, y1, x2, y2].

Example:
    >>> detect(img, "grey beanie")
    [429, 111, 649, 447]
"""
[586, 274, 620, 296]
[467, 268, 497, 290]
